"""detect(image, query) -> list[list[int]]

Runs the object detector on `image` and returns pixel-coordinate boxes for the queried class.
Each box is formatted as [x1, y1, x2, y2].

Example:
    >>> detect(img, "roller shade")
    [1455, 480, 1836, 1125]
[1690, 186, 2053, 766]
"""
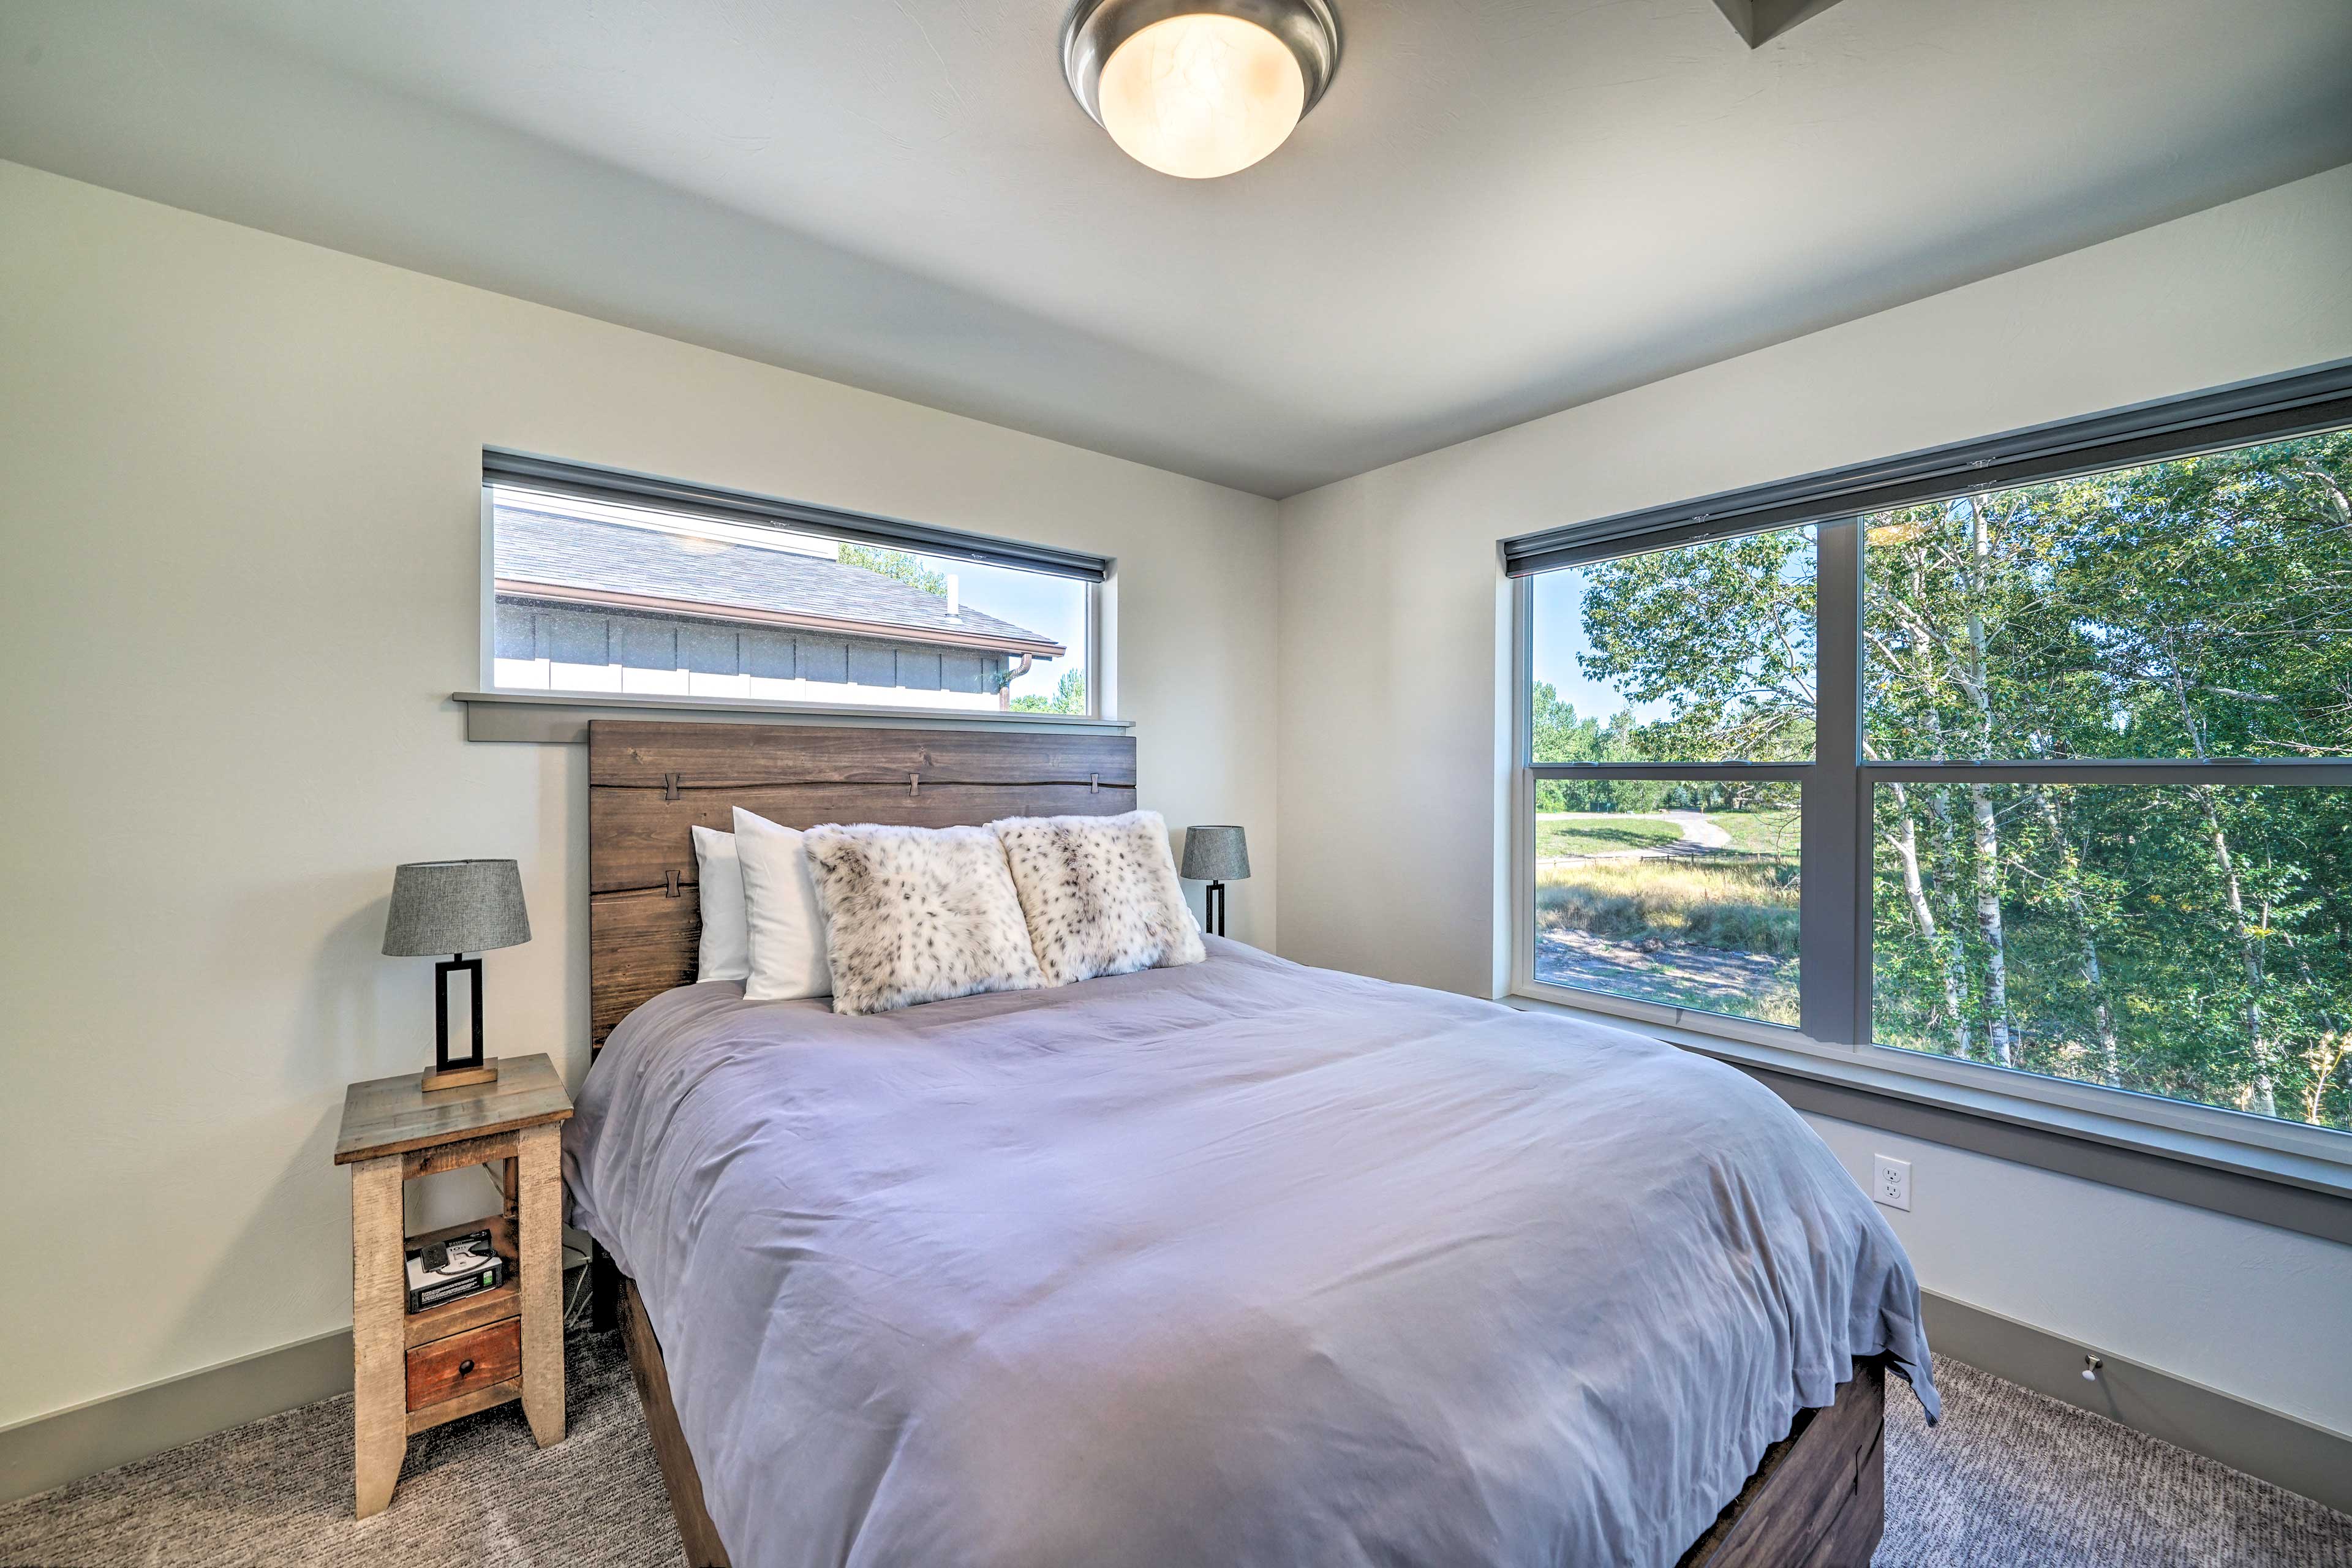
[483, 450, 1110, 583]
[1501, 360, 2352, 577]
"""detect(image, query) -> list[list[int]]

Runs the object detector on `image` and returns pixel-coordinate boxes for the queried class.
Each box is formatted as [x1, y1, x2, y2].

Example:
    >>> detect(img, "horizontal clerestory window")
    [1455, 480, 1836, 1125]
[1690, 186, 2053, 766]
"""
[481, 452, 1102, 717]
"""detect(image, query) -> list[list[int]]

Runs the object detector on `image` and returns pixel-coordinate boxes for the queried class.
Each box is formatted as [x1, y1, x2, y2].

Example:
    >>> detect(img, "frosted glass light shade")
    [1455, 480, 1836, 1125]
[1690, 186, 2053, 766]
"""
[1097, 13, 1306, 179]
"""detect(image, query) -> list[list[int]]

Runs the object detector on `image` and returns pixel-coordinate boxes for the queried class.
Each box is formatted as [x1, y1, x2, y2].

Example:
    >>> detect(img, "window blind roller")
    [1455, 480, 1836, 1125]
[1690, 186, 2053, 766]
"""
[1500, 360, 2352, 578]
[481, 450, 1111, 583]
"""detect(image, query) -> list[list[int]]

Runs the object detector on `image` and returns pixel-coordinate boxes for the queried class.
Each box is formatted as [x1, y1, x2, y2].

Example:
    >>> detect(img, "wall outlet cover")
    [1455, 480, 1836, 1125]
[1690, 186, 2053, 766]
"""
[1873, 1154, 1912, 1211]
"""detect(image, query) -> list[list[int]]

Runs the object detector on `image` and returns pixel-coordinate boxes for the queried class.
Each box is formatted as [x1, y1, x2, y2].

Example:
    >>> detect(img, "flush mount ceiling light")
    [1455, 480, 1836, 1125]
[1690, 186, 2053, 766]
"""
[1062, 0, 1341, 179]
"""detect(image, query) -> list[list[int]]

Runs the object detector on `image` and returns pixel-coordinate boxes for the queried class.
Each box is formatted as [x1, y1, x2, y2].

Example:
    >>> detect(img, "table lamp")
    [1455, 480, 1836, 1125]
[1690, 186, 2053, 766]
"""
[1180, 826, 1250, 938]
[382, 859, 532, 1091]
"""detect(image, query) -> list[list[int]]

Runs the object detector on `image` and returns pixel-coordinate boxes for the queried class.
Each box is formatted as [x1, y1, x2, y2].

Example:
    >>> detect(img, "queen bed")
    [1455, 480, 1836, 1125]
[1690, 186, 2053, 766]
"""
[565, 720, 1936, 1568]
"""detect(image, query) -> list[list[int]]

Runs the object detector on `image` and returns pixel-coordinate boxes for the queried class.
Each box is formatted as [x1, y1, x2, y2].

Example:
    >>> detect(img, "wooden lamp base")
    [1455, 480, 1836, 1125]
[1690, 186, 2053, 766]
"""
[423, 1057, 500, 1093]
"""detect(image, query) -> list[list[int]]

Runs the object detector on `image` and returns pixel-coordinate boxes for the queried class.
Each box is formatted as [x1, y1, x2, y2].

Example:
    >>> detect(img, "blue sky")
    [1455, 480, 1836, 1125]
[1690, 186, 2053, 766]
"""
[1530, 568, 1662, 724]
[915, 553, 1087, 703]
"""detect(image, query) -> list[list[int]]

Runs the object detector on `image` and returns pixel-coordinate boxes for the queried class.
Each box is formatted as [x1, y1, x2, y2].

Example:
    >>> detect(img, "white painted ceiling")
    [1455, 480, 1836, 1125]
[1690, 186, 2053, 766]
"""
[4, 0, 2348, 496]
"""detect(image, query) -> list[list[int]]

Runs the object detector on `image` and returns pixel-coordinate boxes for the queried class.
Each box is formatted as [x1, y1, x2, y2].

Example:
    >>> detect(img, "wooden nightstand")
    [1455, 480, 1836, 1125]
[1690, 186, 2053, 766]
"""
[334, 1052, 574, 1518]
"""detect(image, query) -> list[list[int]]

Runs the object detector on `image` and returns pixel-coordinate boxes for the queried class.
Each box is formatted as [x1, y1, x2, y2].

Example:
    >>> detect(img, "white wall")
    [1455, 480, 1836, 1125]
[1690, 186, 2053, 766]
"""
[6, 140, 2349, 1452]
[0, 159, 1279, 1430]
[1276, 162, 2352, 1434]
[1801, 1115, 2352, 1436]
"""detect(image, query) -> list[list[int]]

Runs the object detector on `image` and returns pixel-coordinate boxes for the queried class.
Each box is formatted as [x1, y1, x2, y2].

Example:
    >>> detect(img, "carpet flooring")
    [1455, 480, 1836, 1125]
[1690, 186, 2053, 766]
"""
[4, 1335, 2346, 1567]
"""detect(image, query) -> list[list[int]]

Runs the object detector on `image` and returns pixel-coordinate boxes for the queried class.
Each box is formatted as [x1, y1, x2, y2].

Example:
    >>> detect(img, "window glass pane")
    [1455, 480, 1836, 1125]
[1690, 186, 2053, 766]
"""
[1531, 786, 1801, 1025]
[489, 486, 1087, 713]
[1529, 526, 1816, 764]
[1863, 427, 2352, 761]
[1872, 783, 2352, 1128]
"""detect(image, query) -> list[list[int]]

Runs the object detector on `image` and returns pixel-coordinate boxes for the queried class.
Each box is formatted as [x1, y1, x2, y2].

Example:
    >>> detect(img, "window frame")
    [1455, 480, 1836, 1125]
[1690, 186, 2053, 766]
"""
[1505, 361, 2352, 1170]
[475, 451, 1109, 722]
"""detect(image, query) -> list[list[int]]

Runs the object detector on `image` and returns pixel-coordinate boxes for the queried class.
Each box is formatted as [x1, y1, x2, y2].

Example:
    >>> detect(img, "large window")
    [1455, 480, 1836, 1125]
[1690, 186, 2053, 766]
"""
[481, 456, 1101, 716]
[1511, 371, 2352, 1138]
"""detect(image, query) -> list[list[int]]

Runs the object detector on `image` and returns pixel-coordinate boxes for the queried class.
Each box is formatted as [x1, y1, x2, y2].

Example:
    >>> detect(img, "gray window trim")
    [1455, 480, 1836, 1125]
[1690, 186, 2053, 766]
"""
[1507, 990, 2352, 1247]
[1511, 976, 2352, 1170]
[451, 688, 1132, 744]
[483, 450, 1109, 581]
[1505, 372, 2352, 1201]
[1500, 357, 2352, 576]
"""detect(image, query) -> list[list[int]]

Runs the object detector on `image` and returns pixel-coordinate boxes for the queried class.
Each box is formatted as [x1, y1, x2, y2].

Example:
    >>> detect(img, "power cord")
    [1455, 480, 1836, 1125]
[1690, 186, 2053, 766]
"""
[564, 1257, 595, 1331]
[484, 1161, 597, 1332]
[476, 1160, 592, 1258]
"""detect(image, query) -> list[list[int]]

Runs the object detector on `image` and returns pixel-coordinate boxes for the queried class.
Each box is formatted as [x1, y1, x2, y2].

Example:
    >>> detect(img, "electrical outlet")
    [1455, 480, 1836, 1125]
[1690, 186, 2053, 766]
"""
[1872, 1155, 1912, 1211]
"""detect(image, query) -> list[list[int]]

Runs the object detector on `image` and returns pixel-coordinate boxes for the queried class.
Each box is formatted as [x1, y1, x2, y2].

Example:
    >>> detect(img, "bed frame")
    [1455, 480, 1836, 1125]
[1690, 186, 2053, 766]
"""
[582, 718, 1887, 1568]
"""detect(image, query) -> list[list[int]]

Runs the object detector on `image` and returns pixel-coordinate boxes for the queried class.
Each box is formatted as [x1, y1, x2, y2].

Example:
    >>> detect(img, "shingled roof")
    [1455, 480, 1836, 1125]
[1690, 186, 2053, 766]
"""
[492, 504, 1063, 655]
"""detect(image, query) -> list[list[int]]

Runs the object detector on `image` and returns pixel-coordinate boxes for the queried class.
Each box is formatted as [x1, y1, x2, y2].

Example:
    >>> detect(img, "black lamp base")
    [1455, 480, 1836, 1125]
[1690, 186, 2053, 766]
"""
[423, 954, 499, 1093]
[1204, 881, 1227, 938]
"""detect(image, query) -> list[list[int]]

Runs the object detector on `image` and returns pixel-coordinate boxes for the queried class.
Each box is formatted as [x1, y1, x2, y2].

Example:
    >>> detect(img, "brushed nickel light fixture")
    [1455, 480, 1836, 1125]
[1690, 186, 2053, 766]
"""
[1063, 0, 1341, 179]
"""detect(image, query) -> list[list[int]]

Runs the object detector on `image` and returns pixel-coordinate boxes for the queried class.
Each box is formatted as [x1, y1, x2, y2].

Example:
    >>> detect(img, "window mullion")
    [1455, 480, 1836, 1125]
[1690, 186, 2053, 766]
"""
[1862, 760, 2352, 786]
[1528, 763, 1809, 779]
[1511, 575, 1536, 995]
[1802, 520, 1864, 1046]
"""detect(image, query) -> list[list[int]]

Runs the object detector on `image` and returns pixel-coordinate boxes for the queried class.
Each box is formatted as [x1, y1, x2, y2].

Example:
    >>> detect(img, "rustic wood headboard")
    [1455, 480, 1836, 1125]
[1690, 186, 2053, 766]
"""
[587, 720, 1139, 1046]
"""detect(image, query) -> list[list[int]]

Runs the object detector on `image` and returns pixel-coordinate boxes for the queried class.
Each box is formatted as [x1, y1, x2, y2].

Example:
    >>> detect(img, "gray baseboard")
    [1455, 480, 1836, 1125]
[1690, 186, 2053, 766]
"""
[0, 1328, 354, 1507]
[8, 1289, 2345, 1521]
[1922, 1289, 2352, 1517]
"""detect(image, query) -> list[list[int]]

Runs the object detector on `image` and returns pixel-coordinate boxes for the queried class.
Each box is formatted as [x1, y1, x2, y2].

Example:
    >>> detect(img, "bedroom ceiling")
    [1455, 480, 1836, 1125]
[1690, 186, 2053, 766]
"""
[3, 0, 2348, 497]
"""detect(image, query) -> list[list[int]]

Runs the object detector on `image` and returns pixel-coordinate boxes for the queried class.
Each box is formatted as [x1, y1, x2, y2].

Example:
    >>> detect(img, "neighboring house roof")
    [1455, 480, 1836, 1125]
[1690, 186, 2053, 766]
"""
[492, 505, 1064, 656]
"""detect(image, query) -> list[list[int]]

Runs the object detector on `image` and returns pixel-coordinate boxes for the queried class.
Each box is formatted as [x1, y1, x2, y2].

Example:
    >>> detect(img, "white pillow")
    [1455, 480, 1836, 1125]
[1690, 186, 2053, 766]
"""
[689, 824, 750, 984]
[732, 809, 833, 1002]
[990, 810, 1205, 987]
[801, 823, 1043, 1016]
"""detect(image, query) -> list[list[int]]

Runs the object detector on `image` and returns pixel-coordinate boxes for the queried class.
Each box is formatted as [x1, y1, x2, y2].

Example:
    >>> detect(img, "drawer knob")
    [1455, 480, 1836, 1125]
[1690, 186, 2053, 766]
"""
[458, 1358, 475, 1376]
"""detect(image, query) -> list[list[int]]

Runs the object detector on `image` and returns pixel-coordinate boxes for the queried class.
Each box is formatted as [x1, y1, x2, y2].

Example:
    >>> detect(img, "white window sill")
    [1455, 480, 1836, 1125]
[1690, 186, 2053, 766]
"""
[452, 688, 1133, 743]
[1506, 986, 2352, 1245]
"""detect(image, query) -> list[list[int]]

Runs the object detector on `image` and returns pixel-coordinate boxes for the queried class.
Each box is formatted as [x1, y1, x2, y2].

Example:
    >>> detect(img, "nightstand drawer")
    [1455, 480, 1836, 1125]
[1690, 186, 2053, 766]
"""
[406, 1318, 521, 1411]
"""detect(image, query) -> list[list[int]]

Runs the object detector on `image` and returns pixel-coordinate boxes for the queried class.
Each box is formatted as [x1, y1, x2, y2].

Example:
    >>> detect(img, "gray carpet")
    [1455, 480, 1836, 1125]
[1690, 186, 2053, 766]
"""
[4, 1336, 2346, 1567]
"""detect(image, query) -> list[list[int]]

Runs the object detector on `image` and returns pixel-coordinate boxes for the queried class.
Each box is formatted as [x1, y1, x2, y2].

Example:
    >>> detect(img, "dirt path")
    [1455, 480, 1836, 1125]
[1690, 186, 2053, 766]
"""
[1534, 929, 1795, 1019]
[1658, 810, 1731, 851]
[1535, 812, 1728, 869]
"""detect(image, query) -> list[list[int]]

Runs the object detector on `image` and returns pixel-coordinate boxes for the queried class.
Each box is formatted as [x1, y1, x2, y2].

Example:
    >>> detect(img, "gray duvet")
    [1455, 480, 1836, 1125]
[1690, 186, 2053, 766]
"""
[565, 938, 1936, 1568]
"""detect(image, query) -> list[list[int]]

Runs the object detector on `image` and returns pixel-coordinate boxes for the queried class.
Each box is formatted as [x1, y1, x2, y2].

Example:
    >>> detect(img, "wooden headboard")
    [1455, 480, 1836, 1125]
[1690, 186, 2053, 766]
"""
[587, 720, 1139, 1045]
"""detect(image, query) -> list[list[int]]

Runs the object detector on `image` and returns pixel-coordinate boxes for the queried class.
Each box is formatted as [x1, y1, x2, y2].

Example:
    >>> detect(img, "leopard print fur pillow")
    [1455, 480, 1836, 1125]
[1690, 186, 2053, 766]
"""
[801, 823, 1044, 1016]
[990, 810, 1206, 987]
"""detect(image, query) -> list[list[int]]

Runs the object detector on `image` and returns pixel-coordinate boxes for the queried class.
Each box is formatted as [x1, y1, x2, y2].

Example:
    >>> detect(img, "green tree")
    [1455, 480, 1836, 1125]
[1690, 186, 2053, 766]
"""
[1861, 432, 2352, 1123]
[1530, 682, 1664, 811]
[1011, 666, 1087, 714]
[839, 544, 946, 597]
[1577, 528, 1816, 763]
[1557, 429, 2352, 1127]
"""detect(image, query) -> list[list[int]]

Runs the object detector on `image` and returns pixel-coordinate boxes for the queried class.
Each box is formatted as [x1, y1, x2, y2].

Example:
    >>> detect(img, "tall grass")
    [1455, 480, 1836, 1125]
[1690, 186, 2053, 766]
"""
[1703, 810, 1801, 858]
[1535, 856, 1800, 957]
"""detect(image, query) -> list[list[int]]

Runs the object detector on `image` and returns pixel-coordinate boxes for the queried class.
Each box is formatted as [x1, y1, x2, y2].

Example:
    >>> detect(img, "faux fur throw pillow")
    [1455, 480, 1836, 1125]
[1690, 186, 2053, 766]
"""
[800, 823, 1044, 1016]
[990, 810, 1206, 987]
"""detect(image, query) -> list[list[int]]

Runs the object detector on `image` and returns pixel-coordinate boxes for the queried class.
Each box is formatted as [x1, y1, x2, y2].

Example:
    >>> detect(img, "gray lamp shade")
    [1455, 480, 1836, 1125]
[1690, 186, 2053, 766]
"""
[382, 860, 532, 957]
[1180, 826, 1250, 882]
